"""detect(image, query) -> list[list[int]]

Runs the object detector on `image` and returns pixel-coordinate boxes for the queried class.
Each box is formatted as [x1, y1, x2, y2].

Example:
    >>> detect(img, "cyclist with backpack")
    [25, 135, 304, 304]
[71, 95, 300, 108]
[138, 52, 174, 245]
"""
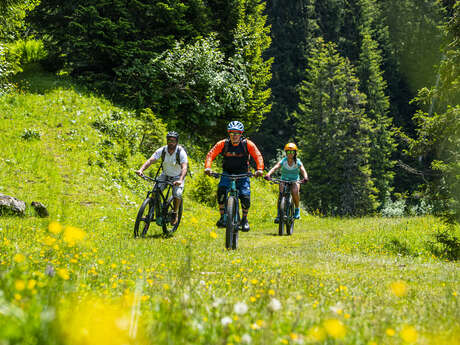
[135, 131, 188, 225]
[264, 143, 308, 222]
[204, 121, 264, 232]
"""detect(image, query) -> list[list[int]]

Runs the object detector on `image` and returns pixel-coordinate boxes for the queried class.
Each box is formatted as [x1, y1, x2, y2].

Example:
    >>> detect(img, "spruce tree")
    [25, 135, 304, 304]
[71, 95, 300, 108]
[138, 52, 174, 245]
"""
[253, 0, 318, 160]
[356, 0, 397, 207]
[294, 38, 377, 216]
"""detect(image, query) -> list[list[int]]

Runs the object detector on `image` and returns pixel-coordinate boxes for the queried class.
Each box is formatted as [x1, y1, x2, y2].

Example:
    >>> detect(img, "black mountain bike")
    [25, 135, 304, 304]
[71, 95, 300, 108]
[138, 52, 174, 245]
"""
[271, 178, 299, 236]
[211, 172, 253, 250]
[134, 175, 183, 237]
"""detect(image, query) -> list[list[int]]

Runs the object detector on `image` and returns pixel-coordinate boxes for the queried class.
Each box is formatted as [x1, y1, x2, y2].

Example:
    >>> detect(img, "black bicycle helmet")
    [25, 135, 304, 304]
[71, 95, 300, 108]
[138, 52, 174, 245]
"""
[166, 131, 179, 141]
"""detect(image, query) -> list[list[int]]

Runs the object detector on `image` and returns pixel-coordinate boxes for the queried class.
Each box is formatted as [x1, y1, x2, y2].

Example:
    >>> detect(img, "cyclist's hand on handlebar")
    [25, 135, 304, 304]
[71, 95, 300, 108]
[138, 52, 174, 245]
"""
[264, 174, 271, 181]
[300, 178, 308, 184]
[135, 170, 144, 177]
[204, 168, 212, 176]
[173, 180, 182, 186]
[255, 170, 264, 177]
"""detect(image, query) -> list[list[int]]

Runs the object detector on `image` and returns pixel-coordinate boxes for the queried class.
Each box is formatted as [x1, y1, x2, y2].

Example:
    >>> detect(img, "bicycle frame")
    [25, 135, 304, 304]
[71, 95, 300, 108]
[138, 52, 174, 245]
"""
[270, 178, 298, 236]
[142, 175, 174, 213]
[211, 172, 253, 249]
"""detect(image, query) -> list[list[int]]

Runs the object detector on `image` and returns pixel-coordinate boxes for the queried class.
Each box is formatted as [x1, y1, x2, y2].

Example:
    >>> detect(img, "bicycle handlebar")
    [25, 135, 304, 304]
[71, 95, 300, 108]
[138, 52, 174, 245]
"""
[268, 178, 307, 184]
[138, 174, 175, 186]
[210, 172, 253, 179]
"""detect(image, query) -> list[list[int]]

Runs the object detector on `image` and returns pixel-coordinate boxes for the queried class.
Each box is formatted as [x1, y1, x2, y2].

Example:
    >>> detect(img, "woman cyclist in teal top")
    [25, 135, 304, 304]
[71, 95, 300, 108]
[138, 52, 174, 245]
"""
[264, 143, 308, 222]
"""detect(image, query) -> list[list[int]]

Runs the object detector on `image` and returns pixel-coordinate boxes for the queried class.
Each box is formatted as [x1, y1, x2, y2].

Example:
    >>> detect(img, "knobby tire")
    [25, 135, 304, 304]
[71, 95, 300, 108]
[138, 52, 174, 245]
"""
[286, 196, 294, 236]
[278, 197, 286, 236]
[134, 197, 154, 238]
[161, 196, 183, 236]
[226, 197, 237, 250]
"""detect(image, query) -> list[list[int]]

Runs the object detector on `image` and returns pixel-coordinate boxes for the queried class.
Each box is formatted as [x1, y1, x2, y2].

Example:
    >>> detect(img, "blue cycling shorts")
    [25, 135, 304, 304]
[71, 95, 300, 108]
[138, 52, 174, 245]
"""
[218, 173, 251, 196]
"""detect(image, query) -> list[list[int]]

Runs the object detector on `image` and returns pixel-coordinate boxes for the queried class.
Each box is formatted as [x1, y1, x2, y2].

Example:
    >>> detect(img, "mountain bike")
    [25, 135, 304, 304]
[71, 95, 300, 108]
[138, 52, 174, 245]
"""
[270, 178, 299, 236]
[211, 172, 253, 250]
[134, 175, 183, 237]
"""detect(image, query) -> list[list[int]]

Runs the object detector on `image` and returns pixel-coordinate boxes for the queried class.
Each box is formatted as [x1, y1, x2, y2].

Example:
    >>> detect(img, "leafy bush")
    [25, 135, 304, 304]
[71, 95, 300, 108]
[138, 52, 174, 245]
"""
[189, 172, 218, 207]
[0, 43, 14, 95]
[92, 110, 142, 154]
[21, 128, 40, 140]
[427, 226, 460, 261]
[7, 39, 47, 65]
[138, 108, 167, 158]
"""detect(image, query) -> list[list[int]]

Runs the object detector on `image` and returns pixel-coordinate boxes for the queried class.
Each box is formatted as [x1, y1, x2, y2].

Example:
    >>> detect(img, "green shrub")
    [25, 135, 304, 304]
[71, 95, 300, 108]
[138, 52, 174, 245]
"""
[138, 108, 167, 157]
[189, 172, 218, 207]
[427, 226, 460, 261]
[0, 43, 14, 94]
[8, 39, 47, 65]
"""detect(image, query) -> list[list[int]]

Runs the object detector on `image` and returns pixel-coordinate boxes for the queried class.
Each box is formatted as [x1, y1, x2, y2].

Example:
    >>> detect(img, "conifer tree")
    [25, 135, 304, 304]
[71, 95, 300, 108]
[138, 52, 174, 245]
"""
[294, 38, 377, 216]
[253, 0, 318, 159]
[409, 2, 460, 223]
[356, 0, 397, 206]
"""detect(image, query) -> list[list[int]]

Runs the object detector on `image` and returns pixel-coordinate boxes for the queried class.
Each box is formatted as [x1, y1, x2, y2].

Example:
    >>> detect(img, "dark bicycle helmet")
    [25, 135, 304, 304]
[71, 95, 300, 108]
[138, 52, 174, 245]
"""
[166, 131, 179, 140]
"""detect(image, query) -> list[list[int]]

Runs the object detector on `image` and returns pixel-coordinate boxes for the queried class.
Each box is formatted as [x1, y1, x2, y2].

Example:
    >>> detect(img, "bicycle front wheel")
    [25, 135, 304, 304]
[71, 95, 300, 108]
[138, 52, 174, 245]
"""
[226, 197, 237, 250]
[286, 196, 294, 236]
[134, 197, 154, 238]
[162, 196, 183, 236]
[278, 197, 286, 236]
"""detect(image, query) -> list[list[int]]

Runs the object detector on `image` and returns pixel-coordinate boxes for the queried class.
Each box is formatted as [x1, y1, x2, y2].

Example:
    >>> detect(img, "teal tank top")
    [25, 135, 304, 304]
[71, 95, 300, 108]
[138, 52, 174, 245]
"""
[280, 157, 302, 181]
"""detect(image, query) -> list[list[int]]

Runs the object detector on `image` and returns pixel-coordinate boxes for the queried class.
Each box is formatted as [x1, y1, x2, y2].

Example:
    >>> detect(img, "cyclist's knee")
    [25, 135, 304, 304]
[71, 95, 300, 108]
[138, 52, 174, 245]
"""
[240, 195, 250, 209]
[173, 186, 184, 199]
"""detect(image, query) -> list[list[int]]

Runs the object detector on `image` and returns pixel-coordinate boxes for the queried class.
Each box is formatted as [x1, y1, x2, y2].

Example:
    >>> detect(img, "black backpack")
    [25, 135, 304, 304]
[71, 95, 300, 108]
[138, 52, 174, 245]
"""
[222, 138, 248, 156]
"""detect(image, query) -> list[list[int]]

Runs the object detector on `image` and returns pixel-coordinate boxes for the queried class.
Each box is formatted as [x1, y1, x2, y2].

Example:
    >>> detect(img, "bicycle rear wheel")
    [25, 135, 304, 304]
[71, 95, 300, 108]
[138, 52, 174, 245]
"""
[286, 196, 294, 236]
[134, 197, 154, 238]
[162, 196, 183, 236]
[278, 197, 286, 236]
[226, 197, 237, 249]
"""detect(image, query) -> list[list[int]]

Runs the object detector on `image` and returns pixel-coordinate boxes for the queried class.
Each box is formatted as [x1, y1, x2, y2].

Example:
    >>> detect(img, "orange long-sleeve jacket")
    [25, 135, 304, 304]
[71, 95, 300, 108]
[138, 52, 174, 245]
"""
[205, 138, 264, 173]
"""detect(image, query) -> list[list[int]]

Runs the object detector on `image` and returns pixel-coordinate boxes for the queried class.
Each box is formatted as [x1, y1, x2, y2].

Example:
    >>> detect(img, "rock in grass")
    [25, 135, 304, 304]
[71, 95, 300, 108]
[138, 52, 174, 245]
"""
[31, 201, 49, 218]
[0, 193, 26, 216]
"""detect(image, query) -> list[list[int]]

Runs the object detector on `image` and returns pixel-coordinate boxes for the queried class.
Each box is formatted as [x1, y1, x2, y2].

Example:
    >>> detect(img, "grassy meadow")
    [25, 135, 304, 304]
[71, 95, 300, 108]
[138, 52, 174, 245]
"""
[0, 70, 459, 345]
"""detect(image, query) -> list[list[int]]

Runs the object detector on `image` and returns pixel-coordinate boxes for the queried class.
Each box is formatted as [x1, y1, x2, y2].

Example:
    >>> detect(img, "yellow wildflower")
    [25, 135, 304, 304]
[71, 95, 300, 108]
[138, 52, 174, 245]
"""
[63, 226, 86, 246]
[57, 268, 70, 280]
[210, 231, 218, 239]
[386, 328, 396, 336]
[15, 280, 26, 291]
[13, 253, 26, 263]
[27, 279, 37, 289]
[307, 326, 326, 342]
[48, 221, 62, 234]
[42, 236, 56, 246]
[323, 319, 346, 339]
[400, 325, 418, 343]
[390, 280, 408, 297]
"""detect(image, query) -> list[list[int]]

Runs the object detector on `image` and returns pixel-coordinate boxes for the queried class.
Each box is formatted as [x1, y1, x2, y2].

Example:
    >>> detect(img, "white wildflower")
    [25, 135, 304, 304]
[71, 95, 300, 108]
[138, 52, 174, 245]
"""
[268, 298, 282, 312]
[242, 334, 252, 344]
[212, 297, 225, 308]
[221, 316, 232, 326]
[234, 301, 248, 315]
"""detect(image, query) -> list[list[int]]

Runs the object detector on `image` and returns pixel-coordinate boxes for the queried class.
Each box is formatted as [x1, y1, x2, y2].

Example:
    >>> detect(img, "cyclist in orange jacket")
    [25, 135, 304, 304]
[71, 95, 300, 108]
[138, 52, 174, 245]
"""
[204, 121, 264, 232]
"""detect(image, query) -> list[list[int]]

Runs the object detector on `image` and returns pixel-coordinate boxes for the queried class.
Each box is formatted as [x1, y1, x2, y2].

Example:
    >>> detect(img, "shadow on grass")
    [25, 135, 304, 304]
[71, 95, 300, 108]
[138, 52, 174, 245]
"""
[12, 64, 92, 96]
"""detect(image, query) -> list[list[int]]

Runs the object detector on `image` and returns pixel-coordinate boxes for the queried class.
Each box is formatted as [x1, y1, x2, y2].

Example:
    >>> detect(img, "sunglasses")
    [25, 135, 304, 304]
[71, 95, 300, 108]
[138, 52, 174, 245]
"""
[228, 132, 242, 136]
[167, 138, 177, 143]
[285, 150, 296, 154]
